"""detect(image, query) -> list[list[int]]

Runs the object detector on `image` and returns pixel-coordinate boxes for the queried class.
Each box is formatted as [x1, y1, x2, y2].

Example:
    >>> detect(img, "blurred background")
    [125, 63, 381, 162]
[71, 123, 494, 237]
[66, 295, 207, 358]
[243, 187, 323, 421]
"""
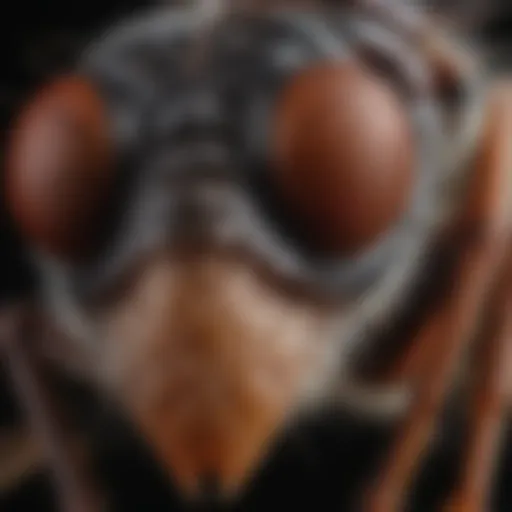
[1, 1, 512, 510]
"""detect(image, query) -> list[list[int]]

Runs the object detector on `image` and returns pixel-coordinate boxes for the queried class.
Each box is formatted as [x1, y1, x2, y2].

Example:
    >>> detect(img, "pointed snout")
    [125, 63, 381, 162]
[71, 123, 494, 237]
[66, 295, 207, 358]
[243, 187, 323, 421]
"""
[130, 352, 290, 503]
[103, 255, 329, 503]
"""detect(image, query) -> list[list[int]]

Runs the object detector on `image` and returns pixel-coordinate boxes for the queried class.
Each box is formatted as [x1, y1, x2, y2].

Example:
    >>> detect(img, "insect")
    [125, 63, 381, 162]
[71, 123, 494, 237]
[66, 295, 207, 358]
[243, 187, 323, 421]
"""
[2, 0, 512, 510]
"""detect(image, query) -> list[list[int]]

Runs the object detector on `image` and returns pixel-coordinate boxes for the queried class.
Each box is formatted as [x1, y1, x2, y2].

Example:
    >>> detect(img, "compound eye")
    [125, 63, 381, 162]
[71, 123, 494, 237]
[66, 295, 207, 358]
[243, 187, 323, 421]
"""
[5, 76, 115, 262]
[271, 62, 415, 256]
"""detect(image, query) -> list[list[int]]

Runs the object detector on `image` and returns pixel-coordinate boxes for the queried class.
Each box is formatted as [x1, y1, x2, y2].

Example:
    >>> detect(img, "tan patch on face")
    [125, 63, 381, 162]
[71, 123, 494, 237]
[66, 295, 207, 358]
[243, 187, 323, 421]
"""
[100, 253, 333, 499]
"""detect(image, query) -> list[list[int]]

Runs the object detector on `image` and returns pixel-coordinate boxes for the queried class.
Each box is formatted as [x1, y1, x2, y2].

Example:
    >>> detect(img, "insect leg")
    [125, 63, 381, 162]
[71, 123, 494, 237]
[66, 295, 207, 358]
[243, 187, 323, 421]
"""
[0, 305, 106, 512]
[361, 82, 512, 512]
[441, 254, 512, 512]
[362, 243, 502, 511]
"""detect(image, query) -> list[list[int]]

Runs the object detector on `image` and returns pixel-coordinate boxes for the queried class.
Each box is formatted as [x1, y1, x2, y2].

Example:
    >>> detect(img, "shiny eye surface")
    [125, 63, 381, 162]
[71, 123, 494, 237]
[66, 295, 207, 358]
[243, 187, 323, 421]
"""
[271, 61, 415, 256]
[5, 76, 115, 261]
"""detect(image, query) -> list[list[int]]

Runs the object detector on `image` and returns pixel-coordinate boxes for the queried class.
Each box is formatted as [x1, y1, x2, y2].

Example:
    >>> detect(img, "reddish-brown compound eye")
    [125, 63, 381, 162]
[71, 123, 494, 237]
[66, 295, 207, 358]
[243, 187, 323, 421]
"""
[271, 62, 415, 256]
[5, 76, 114, 261]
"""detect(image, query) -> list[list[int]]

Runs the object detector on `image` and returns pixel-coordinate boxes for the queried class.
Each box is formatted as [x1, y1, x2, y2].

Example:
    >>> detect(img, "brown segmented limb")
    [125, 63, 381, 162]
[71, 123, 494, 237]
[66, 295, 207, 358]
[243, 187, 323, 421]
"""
[0, 305, 105, 512]
[363, 243, 505, 512]
[441, 250, 512, 512]
[362, 85, 512, 512]
[376, 79, 512, 387]
[441, 84, 512, 512]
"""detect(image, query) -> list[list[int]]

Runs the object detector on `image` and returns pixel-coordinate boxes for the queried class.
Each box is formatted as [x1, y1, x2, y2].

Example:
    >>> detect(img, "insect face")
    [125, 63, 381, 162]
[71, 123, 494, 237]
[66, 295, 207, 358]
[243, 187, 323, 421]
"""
[5, 2, 479, 504]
